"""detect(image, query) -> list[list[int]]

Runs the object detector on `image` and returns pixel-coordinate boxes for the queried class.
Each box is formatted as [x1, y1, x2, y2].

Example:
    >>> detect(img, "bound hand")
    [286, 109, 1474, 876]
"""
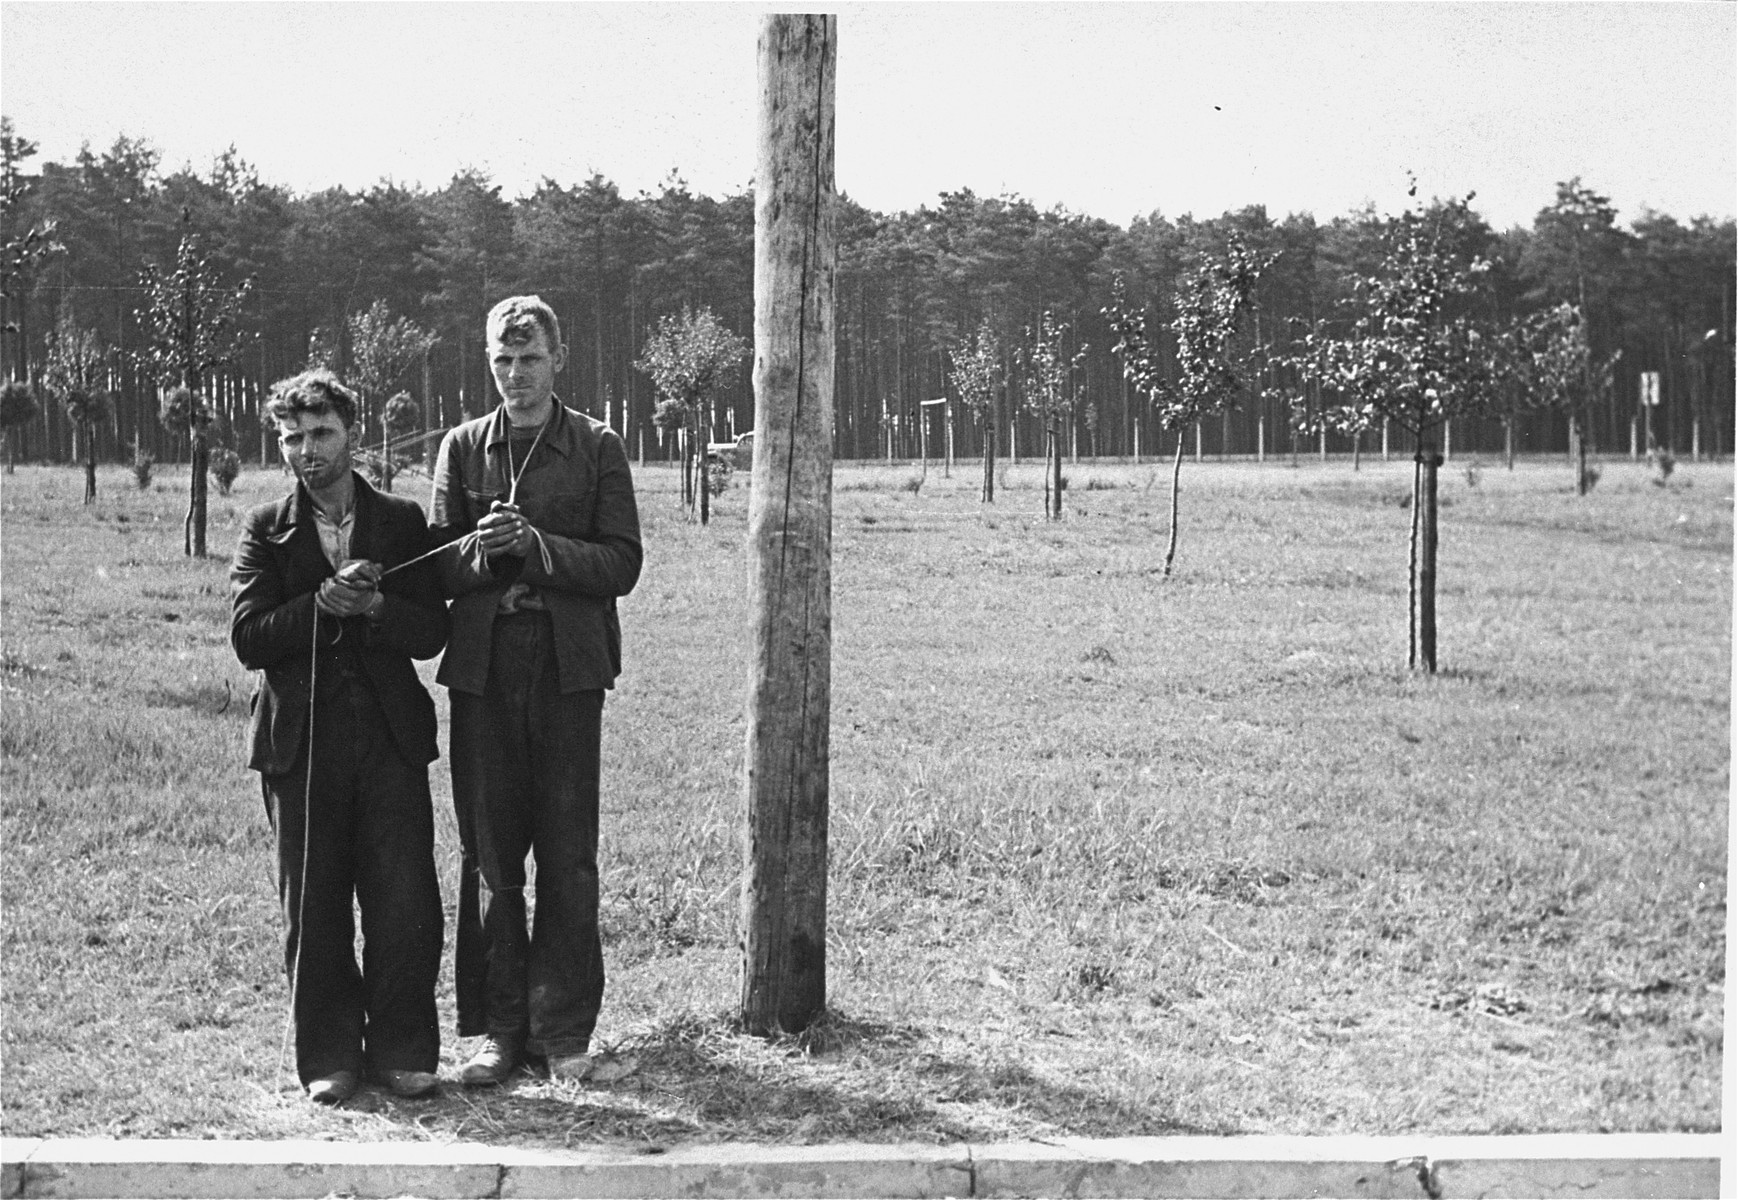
[316, 558, 381, 617]
[478, 502, 533, 558]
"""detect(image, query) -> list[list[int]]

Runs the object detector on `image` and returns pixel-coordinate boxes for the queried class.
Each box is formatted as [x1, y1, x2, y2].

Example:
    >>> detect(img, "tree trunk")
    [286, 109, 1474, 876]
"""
[83, 424, 96, 504]
[1049, 420, 1063, 514]
[184, 281, 207, 556]
[943, 397, 952, 478]
[1041, 427, 1052, 517]
[594, 256, 606, 419]
[188, 427, 208, 556]
[1163, 428, 1184, 576]
[423, 349, 437, 470]
[981, 415, 994, 503]
[918, 405, 928, 484]
[1574, 410, 1590, 495]
[1505, 414, 1515, 470]
[742, 11, 835, 1038]
[679, 426, 693, 509]
[1408, 450, 1420, 670]
[1050, 422, 1064, 520]
[1414, 440, 1442, 673]
[698, 401, 711, 526]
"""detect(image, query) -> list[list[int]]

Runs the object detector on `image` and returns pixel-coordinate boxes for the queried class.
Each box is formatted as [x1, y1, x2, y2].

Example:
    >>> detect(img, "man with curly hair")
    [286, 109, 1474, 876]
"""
[231, 369, 448, 1104]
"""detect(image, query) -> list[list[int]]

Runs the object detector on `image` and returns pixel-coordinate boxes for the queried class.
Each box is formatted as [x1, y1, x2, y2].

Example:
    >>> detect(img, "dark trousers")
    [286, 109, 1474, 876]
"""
[262, 667, 443, 1085]
[451, 611, 604, 1059]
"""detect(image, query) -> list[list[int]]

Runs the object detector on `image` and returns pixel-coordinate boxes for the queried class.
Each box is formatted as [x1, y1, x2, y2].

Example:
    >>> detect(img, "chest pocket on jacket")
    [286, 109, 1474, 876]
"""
[464, 487, 507, 525]
[522, 487, 594, 537]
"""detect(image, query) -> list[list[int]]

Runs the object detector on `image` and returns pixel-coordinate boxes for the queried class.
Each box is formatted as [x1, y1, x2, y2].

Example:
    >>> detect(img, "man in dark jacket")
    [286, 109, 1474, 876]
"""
[430, 295, 641, 1085]
[231, 369, 448, 1105]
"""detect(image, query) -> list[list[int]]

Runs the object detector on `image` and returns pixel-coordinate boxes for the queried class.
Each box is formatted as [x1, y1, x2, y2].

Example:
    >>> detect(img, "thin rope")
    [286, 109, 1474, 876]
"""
[506, 413, 549, 506]
[379, 413, 547, 581]
[378, 533, 472, 579]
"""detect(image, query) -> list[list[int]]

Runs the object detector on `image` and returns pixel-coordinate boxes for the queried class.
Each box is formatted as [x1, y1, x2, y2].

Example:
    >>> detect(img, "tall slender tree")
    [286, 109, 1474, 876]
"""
[1106, 236, 1268, 575]
[134, 213, 254, 556]
[42, 302, 110, 502]
[948, 317, 1003, 502]
[1272, 189, 1507, 671]
[347, 299, 438, 490]
[635, 305, 750, 525]
[1515, 302, 1619, 492]
[1022, 309, 1086, 520]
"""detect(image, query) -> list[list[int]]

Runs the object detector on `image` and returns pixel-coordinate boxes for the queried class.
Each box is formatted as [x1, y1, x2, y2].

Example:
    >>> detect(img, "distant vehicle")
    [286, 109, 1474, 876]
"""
[706, 431, 755, 472]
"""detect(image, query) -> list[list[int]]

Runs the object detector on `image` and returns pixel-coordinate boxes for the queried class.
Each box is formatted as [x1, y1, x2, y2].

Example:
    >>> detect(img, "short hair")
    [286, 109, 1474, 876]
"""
[486, 295, 562, 352]
[266, 369, 359, 430]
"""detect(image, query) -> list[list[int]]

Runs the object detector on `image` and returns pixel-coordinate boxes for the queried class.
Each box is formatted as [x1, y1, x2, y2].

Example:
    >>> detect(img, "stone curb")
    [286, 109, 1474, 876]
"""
[1, 1133, 1725, 1199]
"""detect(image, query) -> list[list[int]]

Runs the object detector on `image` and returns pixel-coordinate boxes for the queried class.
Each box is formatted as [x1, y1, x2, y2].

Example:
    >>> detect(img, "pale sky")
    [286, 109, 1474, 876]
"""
[2, 2, 1732, 232]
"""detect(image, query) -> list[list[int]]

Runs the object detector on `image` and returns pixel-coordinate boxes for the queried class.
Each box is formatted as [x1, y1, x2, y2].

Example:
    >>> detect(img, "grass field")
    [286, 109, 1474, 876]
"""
[0, 453, 1728, 1147]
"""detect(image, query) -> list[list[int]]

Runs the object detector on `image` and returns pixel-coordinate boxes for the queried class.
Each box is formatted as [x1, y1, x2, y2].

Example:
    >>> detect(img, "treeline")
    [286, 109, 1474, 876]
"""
[2, 120, 1733, 468]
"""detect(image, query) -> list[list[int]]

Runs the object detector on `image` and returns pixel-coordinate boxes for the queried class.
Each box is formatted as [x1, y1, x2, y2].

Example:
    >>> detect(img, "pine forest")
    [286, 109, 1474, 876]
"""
[2, 121, 1732, 473]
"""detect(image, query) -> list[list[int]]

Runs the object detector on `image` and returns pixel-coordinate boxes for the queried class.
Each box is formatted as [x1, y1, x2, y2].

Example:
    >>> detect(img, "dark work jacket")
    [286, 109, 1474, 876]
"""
[429, 401, 642, 696]
[231, 473, 448, 776]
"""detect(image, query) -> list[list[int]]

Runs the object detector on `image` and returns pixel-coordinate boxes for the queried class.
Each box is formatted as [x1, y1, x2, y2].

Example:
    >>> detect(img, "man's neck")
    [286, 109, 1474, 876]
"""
[505, 397, 554, 429]
[307, 470, 355, 521]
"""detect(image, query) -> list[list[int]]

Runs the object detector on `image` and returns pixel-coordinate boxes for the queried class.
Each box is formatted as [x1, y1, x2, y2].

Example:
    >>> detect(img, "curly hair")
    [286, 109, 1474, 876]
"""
[266, 369, 359, 429]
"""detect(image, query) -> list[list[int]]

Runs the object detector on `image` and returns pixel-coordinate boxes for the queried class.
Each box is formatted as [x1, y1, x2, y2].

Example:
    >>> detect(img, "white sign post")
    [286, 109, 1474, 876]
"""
[1640, 371, 1661, 455]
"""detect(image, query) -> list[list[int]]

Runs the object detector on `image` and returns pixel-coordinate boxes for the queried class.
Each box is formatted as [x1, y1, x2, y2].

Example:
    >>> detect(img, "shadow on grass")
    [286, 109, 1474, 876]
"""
[337, 1008, 1204, 1149]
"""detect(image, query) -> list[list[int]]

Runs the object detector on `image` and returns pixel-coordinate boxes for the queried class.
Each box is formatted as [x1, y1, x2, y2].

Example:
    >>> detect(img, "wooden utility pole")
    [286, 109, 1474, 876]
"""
[741, 12, 836, 1037]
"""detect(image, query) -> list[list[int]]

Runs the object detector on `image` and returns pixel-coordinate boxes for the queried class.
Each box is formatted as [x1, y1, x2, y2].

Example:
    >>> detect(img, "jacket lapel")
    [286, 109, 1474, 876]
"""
[268, 483, 333, 588]
[350, 473, 381, 566]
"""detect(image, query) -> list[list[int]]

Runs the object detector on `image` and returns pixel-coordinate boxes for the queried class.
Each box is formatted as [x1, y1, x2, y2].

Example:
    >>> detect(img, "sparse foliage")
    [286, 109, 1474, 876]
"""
[347, 301, 437, 491]
[209, 446, 241, 495]
[1513, 302, 1618, 495]
[1106, 236, 1268, 573]
[1267, 186, 1509, 671]
[1022, 310, 1087, 521]
[383, 390, 420, 440]
[43, 304, 111, 504]
[305, 325, 341, 374]
[948, 318, 1003, 503]
[134, 215, 255, 555]
[634, 305, 749, 525]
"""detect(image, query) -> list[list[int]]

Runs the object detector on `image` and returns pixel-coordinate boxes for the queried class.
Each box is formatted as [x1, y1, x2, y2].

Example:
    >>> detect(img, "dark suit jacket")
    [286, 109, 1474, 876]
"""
[231, 473, 448, 776]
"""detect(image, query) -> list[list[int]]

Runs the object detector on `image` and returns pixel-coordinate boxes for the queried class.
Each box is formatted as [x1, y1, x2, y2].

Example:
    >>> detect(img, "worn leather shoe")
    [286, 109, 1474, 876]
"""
[306, 1071, 359, 1105]
[460, 1037, 522, 1087]
[372, 1068, 440, 1099]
